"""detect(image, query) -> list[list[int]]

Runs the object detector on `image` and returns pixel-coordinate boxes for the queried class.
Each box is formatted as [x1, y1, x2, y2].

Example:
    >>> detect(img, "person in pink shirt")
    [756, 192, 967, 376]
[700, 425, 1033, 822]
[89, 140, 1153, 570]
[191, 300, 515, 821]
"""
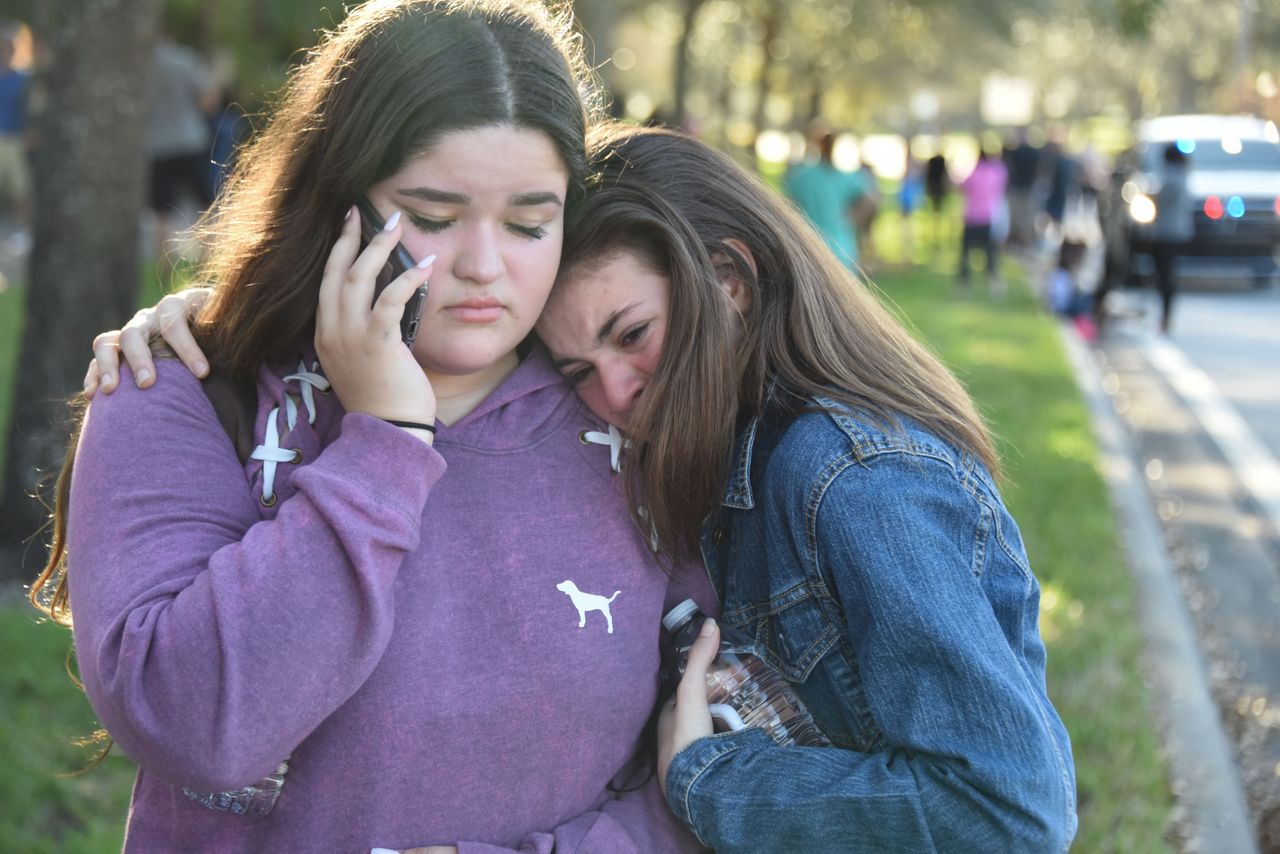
[957, 144, 1009, 294]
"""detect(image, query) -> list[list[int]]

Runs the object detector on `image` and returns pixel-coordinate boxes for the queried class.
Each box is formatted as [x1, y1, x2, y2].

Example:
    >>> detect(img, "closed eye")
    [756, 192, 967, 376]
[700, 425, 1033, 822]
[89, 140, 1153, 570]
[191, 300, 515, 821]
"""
[509, 223, 548, 240]
[407, 213, 452, 233]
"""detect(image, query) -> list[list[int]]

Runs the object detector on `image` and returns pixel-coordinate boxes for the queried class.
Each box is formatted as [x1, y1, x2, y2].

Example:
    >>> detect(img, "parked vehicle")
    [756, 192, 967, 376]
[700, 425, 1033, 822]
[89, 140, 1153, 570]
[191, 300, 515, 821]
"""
[1102, 115, 1280, 288]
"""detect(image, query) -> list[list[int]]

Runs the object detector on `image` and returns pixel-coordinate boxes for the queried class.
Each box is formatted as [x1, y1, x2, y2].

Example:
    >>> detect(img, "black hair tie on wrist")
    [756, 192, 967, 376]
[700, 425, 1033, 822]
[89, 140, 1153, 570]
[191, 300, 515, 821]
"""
[383, 418, 437, 434]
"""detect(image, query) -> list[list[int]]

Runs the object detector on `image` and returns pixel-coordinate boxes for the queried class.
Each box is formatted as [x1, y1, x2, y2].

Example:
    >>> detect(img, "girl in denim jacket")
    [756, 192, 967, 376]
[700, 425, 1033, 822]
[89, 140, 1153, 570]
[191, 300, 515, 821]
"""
[536, 125, 1078, 854]
[89, 123, 1077, 852]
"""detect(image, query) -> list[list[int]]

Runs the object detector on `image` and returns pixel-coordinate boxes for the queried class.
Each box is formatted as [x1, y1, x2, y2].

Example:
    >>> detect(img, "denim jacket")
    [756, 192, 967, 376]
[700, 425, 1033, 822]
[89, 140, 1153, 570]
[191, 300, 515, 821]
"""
[664, 398, 1077, 853]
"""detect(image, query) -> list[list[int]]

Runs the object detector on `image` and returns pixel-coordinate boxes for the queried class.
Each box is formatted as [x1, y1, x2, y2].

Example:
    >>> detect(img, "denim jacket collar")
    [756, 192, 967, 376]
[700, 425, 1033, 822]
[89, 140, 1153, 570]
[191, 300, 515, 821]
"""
[722, 414, 759, 510]
[724, 389, 842, 511]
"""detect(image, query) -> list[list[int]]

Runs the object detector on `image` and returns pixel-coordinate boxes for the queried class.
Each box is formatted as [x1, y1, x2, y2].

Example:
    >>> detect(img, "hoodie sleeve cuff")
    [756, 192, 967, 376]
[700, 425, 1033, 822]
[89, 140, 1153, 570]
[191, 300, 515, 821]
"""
[301, 412, 446, 525]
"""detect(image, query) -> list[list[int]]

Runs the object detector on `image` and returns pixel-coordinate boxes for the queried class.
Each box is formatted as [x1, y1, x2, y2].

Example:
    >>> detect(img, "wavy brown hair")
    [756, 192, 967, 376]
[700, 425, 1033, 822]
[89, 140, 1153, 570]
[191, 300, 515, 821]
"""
[560, 123, 998, 557]
[31, 0, 596, 645]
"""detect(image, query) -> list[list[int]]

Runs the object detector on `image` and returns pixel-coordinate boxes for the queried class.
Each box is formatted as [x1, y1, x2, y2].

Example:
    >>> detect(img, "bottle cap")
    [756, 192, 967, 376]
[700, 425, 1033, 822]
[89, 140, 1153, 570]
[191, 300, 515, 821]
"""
[662, 599, 700, 632]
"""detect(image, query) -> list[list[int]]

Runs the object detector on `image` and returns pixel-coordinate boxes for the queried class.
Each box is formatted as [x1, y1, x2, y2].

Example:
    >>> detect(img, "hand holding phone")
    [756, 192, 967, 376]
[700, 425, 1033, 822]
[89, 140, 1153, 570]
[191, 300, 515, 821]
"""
[356, 197, 429, 347]
[315, 203, 438, 438]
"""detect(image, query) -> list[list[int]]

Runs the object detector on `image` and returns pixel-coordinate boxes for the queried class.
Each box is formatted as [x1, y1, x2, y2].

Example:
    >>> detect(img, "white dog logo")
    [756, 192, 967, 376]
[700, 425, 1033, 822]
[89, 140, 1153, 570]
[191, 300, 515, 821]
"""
[556, 580, 620, 635]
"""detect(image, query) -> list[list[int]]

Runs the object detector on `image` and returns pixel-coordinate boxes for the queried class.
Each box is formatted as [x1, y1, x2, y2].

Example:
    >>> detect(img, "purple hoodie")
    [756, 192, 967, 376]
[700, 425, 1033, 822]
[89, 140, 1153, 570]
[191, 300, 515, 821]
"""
[67, 346, 714, 853]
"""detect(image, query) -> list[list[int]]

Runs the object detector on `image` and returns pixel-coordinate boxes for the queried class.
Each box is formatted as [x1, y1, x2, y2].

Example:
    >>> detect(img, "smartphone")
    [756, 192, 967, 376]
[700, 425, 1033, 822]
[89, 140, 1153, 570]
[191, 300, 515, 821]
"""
[356, 196, 428, 347]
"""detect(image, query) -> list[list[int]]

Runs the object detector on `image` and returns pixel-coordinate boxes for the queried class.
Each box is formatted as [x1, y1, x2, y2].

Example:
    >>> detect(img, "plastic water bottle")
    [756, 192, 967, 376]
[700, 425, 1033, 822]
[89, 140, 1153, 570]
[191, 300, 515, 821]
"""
[183, 759, 289, 817]
[664, 600, 830, 747]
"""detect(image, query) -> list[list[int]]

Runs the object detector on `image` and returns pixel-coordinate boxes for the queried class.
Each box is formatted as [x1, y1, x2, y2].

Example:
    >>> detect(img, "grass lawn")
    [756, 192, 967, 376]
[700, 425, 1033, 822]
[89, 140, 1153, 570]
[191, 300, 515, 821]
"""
[871, 227, 1176, 850]
[0, 279, 23, 484]
[0, 605, 136, 852]
[0, 228, 1176, 849]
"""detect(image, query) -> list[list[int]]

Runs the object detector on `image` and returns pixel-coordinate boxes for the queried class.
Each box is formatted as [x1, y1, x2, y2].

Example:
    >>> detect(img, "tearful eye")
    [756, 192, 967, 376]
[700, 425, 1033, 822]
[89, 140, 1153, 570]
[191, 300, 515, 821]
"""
[566, 365, 594, 386]
[620, 323, 648, 347]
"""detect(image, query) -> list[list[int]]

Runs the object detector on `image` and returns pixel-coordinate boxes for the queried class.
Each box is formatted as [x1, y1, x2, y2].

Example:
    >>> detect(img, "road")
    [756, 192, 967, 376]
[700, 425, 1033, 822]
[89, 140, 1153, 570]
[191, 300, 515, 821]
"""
[1173, 288, 1280, 462]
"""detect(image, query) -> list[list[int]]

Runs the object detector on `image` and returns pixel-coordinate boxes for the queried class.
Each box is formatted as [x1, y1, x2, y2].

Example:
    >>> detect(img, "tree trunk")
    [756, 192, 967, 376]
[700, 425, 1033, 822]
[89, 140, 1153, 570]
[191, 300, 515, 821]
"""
[198, 0, 221, 56]
[571, 0, 619, 72]
[249, 0, 271, 41]
[672, 0, 708, 127]
[0, 0, 161, 579]
[751, 0, 783, 146]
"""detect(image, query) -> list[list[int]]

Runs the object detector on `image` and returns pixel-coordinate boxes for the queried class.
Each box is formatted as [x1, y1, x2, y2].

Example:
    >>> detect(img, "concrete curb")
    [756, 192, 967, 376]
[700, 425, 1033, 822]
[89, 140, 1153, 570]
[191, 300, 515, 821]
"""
[1058, 322, 1258, 853]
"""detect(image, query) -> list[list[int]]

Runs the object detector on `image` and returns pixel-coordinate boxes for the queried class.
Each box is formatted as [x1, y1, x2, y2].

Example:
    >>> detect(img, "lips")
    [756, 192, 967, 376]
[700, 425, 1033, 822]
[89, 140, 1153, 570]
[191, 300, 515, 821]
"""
[443, 296, 505, 323]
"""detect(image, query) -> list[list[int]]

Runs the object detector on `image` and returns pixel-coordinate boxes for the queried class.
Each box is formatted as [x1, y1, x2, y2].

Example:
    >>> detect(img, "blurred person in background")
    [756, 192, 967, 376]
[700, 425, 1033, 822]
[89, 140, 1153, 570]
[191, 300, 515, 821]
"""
[203, 51, 249, 201]
[924, 151, 950, 253]
[147, 22, 219, 280]
[1003, 127, 1039, 252]
[957, 141, 1008, 296]
[851, 152, 881, 270]
[785, 123, 871, 272]
[0, 25, 31, 255]
[1076, 142, 1109, 200]
[897, 149, 925, 265]
[1040, 131, 1078, 247]
[1146, 143, 1192, 332]
[1101, 143, 1192, 334]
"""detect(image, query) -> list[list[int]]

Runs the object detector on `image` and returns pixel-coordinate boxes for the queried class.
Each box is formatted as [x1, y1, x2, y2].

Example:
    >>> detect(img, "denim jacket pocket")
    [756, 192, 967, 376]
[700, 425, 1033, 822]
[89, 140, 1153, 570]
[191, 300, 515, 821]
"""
[743, 598, 842, 684]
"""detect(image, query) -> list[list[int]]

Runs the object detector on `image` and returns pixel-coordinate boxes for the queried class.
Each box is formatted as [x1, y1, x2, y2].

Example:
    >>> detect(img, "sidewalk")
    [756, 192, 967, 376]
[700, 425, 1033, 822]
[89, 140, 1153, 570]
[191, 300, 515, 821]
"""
[1060, 318, 1260, 852]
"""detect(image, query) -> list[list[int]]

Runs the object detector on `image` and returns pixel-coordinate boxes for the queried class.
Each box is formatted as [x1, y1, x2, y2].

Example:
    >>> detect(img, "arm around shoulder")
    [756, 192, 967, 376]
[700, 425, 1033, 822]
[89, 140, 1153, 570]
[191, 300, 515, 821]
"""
[67, 361, 443, 790]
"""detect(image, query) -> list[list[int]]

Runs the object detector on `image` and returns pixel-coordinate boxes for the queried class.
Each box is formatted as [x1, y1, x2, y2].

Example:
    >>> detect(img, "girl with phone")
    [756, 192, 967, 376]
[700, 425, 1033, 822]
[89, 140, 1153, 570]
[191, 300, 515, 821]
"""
[32, 3, 710, 852]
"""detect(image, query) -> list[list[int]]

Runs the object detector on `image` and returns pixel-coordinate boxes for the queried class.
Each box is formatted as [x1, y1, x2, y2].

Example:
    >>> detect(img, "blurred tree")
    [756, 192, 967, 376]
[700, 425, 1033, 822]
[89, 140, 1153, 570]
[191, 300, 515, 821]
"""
[0, 0, 162, 577]
[671, 0, 710, 124]
[572, 0, 621, 72]
[159, 0, 336, 108]
[600, 0, 1271, 148]
[634, 0, 1046, 135]
[1113, 0, 1165, 37]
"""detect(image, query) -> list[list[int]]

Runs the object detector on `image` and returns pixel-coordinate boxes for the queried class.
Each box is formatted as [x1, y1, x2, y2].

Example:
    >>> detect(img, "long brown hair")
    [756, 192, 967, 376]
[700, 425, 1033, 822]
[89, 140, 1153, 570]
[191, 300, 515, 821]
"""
[31, 0, 597, 626]
[560, 123, 998, 556]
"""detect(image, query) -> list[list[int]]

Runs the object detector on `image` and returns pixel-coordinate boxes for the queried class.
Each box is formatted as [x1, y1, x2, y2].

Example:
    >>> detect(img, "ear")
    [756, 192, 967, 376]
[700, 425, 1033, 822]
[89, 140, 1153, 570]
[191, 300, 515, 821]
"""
[710, 237, 756, 315]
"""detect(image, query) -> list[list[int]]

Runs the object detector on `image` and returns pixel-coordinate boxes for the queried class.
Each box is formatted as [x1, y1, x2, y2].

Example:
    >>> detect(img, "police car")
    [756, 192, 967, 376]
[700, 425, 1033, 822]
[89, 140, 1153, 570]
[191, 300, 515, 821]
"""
[1103, 115, 1280, 288]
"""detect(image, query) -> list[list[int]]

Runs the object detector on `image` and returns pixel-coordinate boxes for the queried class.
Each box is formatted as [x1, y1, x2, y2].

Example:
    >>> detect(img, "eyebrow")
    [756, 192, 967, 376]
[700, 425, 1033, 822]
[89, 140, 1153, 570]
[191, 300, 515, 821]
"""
[397, 188, 563, 207]
[550, 301, 643, 371]
[597, 302, 642, 345]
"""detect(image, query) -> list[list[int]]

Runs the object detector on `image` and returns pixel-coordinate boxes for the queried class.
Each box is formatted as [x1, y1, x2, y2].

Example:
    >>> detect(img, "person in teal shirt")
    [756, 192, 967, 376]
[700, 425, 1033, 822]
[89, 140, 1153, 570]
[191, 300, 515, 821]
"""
[784, 130, 870, 269]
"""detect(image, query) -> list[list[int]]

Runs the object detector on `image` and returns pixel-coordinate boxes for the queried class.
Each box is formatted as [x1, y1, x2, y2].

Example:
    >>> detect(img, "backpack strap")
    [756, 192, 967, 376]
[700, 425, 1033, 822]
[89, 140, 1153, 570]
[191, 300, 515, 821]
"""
[201, 367, 258, 465]
[149, 345, 257, 464]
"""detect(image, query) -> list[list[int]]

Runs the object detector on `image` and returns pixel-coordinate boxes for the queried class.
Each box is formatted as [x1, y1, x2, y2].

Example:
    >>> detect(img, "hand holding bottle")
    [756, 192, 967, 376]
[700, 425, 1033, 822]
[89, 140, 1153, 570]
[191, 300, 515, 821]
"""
[657, 618, 720, 795]
[661, 600, 832, 755]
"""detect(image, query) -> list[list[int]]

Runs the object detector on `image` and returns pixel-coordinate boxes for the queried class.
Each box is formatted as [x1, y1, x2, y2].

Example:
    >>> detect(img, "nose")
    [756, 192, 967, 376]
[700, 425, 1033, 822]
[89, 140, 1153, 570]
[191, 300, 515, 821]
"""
[600, 362, 646, 419]
[452, 224, 503, 285]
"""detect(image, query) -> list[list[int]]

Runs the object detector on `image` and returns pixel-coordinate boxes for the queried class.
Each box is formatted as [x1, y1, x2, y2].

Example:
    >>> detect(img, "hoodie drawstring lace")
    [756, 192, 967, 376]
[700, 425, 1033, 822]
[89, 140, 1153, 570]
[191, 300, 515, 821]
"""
[250, 361, 330, 506]
[580, 423, 627, 474]
[581, 425, 658, 551]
